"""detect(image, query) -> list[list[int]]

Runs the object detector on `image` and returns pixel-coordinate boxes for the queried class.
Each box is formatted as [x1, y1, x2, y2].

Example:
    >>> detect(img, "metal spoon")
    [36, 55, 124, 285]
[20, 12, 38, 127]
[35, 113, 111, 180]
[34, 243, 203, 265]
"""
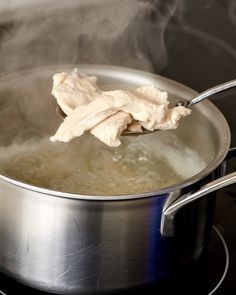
[56, 78, 236, 136]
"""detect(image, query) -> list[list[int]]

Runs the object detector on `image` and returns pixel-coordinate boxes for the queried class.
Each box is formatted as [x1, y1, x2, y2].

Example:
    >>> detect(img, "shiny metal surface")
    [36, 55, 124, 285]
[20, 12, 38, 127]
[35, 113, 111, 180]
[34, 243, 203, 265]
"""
[0, 65, 234, 294]
[161, 171, 236, 237]
[0, 176, 218, 294]
[187, 78, 236, 107]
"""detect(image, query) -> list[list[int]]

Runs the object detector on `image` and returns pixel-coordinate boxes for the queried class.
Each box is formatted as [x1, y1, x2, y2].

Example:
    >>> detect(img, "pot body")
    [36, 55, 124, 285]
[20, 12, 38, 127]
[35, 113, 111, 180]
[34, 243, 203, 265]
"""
[0, 65, 233, 294]
[0, 172, 218, 294]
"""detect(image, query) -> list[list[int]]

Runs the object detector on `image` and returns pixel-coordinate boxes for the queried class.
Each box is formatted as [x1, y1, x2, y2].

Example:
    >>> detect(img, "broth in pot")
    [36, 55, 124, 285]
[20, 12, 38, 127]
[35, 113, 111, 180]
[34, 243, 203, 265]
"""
[0, 132, 205, 195]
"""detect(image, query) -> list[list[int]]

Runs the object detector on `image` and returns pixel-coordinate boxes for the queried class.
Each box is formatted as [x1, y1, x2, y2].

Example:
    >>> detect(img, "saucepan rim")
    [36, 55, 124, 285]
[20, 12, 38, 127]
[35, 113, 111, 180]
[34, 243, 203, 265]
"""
[0, 64, 231, 201]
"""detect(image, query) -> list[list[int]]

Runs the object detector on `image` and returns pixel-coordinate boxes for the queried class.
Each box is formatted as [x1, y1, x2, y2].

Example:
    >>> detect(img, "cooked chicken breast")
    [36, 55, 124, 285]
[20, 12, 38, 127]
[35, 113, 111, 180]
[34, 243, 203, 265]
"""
[136, 85, 168, 105]
[90, 111, 132, 147]
[50, 90, 134, 142]
[52, 69, 101, 115]
[50, 69, 191, 146]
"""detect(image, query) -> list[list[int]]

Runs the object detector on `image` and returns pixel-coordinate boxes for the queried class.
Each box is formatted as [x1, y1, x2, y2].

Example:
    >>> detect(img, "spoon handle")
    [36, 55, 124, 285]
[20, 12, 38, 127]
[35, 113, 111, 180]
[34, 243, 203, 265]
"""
[188, 78, 236, 107]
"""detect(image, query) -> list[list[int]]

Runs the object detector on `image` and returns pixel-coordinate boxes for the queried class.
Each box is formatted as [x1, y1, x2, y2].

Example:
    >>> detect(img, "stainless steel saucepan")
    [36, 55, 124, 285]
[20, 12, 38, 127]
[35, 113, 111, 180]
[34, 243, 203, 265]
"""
[0, 65, 235, 294]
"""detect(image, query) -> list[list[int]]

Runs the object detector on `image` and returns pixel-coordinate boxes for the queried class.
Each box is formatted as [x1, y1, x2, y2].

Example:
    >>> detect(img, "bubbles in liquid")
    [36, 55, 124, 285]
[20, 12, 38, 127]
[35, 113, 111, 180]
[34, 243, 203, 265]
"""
[112, 151, 122, 162]
[0, 133, 206, 195]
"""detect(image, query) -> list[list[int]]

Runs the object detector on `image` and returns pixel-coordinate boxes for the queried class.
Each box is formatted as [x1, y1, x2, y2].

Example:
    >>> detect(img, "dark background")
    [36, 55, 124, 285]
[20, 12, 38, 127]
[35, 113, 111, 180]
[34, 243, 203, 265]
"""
[163, 1, 236, 294]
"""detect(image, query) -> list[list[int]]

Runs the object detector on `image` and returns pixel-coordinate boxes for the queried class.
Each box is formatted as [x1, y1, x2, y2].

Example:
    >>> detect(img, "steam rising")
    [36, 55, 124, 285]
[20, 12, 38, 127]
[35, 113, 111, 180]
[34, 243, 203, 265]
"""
[0, 0, 215, 194]
[0, 0, 185, 147]
[0, 0, 183, 74]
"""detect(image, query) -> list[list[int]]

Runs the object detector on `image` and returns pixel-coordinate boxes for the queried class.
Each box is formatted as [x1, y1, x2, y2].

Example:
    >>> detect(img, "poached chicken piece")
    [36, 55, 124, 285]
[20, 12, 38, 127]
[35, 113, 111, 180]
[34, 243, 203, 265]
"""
[50, 69, 191, 147]
[52, 69, 101, 115]
[90, 111, 132, 147]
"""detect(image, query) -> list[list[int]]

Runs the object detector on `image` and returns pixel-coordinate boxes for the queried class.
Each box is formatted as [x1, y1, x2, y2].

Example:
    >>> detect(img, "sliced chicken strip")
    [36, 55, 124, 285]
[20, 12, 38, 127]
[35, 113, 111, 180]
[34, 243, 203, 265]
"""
[50, 88, 191, 144]
[90, 111, 132, 147]
[119, 95, 179, 125]
[124, 86, 169, 133]
[89, 89, 162, 147]
[141, 105, 191, 131]
[136, 85, 169, 105]
[52, 69, 101, 115]
[133, 85, 190, 130]
[50, 90, 134, 143]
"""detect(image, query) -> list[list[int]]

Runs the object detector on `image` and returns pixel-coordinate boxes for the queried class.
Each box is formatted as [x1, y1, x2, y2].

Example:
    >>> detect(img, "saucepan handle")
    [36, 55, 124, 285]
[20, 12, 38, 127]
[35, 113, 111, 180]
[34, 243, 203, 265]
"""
[160, 147, 236, 238]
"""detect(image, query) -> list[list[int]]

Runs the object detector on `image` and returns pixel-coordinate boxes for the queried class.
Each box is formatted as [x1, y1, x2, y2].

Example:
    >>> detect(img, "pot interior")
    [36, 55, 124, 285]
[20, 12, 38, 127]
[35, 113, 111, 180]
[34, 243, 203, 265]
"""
[0, 65, 230, 196]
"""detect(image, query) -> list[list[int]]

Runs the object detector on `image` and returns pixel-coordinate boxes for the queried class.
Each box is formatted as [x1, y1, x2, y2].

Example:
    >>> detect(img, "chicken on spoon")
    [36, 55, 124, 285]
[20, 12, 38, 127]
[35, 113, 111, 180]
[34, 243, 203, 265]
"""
[50, 69, 191, 147]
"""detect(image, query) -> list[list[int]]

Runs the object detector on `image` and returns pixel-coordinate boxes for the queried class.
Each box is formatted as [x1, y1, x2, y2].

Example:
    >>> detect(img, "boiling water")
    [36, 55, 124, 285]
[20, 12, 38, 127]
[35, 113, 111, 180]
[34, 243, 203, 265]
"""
[0, 133, 206, 195]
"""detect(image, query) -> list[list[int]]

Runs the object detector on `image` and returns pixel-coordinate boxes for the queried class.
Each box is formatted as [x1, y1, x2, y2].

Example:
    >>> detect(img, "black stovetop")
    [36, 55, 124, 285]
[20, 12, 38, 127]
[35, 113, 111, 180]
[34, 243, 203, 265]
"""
[0, 1, 236, 294]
